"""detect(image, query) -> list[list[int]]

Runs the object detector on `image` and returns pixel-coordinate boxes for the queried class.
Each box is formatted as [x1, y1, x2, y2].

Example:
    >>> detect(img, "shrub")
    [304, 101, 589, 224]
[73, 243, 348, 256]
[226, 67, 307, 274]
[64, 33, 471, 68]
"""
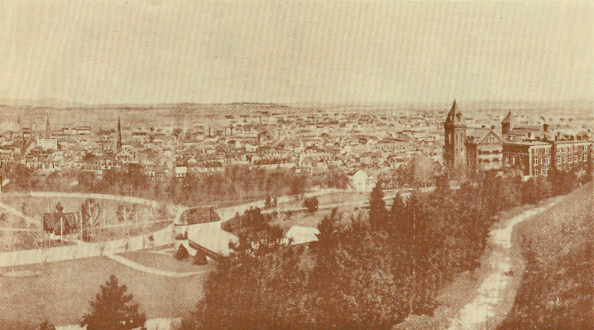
[193, 249, 208, 265]
[303, 196, 319, 213]
[175, 244, 190, 260]
[38, 320, 56, 330]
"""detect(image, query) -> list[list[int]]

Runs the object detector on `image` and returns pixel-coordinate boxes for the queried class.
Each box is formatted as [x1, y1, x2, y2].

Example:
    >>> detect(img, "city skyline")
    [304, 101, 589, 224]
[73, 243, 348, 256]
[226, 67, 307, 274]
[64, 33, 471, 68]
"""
[1, 1, 592, 105]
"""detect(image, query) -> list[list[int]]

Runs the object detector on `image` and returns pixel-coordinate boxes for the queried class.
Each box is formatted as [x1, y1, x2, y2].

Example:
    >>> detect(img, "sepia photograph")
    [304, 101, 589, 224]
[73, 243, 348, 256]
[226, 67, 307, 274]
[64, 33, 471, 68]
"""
[0, 1, 592, 329]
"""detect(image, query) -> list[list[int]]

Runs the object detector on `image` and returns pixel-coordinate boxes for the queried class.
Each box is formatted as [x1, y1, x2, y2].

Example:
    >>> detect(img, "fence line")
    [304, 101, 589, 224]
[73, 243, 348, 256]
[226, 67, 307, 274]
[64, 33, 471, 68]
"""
[0, 226, 174, 267]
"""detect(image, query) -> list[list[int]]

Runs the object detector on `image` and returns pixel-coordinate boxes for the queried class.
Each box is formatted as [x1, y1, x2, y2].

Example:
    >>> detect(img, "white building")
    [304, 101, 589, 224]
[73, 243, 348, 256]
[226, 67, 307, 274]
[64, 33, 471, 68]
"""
[36, 138, 58, 150]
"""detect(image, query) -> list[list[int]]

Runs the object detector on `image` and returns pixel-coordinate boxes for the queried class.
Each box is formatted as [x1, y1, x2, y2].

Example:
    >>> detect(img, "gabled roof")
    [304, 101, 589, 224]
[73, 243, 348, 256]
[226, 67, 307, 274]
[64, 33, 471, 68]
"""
[286, 226, 320, 245]
[476, 130, 505, 144]
[43, 212, 76, 232]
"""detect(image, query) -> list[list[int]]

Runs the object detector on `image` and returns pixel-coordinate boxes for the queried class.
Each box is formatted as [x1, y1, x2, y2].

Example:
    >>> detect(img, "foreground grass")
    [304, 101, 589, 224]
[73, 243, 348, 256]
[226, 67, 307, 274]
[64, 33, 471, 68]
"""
[498, 182, 593, 329]
[118, 250, 215, 273]
[0, 255, 211, 329]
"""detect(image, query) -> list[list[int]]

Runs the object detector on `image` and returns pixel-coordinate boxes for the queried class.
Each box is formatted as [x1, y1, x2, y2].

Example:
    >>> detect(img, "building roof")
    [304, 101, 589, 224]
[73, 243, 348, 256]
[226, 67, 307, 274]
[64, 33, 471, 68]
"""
[505, 141, 550, 146]
[188, 222, 238, 257]
[179, 207, 221, 225]
[501, 111, 514, 124]
[43, 212, 76, 232]
[286, 226, 320, 245]
[444, 100, 466, 126]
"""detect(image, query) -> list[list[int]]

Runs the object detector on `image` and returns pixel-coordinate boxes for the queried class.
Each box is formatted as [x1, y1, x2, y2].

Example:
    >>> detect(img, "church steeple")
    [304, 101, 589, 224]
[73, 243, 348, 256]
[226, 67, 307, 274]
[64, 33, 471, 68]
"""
[443, 99, 467, 178]
[501, 110, 514, 136]
[45, 113, 51, 138]
[116, 115, 122, 152]
[445, 99, 466, 126]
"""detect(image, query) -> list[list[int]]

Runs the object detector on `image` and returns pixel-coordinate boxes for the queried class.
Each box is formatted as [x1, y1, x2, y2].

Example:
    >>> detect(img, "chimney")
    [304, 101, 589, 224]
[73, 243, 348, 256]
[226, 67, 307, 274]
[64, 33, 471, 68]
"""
[543, 123, 550, 133]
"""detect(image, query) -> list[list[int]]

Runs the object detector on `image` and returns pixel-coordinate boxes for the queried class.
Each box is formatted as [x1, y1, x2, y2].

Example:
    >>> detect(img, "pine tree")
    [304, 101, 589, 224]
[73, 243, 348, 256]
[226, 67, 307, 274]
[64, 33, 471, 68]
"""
[175, 243, 190, 260]
[193, 248, 208, 265]
[81, 275, 146, 330]
[369, 181, 388, 230]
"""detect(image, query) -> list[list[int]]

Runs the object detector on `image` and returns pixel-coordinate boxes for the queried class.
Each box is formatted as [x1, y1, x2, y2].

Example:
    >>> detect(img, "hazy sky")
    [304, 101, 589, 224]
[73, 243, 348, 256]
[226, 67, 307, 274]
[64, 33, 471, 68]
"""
[1, 1, 592, 105]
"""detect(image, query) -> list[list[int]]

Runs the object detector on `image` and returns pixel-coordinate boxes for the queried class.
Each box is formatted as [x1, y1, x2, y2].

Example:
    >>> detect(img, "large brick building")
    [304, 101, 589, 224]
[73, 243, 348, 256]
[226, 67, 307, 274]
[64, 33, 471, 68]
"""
[443, 101, 592, 178]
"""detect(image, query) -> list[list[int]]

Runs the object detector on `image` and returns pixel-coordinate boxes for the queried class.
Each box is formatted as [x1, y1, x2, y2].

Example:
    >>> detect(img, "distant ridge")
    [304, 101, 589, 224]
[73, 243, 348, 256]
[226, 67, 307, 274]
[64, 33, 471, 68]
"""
[0, 99, 591, 112]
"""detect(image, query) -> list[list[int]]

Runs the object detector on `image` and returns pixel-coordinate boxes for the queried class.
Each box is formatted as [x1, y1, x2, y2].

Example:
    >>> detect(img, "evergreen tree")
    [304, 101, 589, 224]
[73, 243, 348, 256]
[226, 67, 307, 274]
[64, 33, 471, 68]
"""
[369, 181, 388, 230]
[193, 249, 208, 265]
[81, 275, 146, 330]
[175, 244, 190, 260]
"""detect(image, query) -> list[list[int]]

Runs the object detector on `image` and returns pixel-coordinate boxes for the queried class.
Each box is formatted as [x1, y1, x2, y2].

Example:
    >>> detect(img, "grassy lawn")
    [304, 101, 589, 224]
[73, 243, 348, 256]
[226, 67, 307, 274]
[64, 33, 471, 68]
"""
[276, 191, 370, 210]
[270, 206, 366, 233]
[0, 255, 211, 329]
[118, 250, 215, 273]
[498, 182, 593, 329]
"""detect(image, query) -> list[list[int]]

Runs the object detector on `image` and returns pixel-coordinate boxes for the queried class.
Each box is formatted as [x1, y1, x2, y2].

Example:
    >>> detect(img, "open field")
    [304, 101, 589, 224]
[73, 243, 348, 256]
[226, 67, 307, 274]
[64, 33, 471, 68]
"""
[498, 182, 593, 329]
[271, 206, 366, 233]
[276, 191, 370, 210]
[0, 255, 212, 329]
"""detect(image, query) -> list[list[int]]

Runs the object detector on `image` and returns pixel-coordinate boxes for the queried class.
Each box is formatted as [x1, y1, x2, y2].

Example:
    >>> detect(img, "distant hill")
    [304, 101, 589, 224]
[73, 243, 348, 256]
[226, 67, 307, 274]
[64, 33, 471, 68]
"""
[0, 99, 591, 115]
[0, 98, 88, 108]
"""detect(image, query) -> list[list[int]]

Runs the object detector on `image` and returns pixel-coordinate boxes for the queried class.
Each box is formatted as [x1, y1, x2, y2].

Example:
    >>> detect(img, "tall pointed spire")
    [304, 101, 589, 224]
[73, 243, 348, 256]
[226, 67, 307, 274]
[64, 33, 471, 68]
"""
[445, 99, 465, 126]
[45, 113, 50, 138]
[116, 115, 122, 151]
[501, 110, 514, 124]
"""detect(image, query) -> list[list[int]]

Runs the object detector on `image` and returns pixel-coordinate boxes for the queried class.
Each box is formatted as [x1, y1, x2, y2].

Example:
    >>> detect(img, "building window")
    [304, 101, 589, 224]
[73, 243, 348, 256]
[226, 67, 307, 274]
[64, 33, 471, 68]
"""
[556, 156, 560, 164]
[534, 158, 539, 165]
[543, 168, 548, 176]
[574, 155, 578, 162]
[544, 158, 549, 165]
[585, 154, 588, 161]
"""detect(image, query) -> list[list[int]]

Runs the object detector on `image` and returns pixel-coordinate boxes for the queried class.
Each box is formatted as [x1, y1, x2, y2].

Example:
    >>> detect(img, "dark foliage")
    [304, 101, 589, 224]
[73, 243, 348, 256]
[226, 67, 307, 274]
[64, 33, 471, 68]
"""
[303, 196, 319, 213]
[81, 275, 146, 330]
[184, 171, 575, 330]
[38, 320, 56, 330]
[175, 244, 190, 260]
[368, 181, 388, 230]
[193, 249, 208, 265]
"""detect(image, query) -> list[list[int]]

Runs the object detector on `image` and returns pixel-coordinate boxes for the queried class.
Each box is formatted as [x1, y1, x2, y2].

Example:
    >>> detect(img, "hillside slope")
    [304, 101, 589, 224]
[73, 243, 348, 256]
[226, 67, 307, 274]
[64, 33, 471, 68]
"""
[498, 182, 593, 329]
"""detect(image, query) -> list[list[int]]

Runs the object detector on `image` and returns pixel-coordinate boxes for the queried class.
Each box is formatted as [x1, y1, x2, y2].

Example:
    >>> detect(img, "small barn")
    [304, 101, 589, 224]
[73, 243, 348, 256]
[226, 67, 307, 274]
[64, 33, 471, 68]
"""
[43, 212, 77, 235]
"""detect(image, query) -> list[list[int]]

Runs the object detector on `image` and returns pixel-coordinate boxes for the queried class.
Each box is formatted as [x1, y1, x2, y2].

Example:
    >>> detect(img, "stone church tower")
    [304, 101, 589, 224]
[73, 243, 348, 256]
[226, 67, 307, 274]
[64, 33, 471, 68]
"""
[443, 100, 467, 177]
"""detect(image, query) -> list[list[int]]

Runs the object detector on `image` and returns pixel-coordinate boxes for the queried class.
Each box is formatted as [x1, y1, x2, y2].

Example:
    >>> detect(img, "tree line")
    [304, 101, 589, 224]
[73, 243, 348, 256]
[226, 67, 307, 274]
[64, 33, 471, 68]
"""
[181, 168, 590, 329]
[5, 163, 350, 206]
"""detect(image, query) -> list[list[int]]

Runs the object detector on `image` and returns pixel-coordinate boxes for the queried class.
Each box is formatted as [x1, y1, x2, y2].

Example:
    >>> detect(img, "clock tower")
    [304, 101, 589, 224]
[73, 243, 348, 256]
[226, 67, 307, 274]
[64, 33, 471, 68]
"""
[443, 100, 467, 177]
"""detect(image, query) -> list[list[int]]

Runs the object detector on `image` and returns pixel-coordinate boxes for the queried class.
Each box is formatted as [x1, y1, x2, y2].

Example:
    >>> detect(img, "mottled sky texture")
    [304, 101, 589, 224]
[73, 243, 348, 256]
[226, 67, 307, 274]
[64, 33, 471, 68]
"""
[1, 1, 592, 104]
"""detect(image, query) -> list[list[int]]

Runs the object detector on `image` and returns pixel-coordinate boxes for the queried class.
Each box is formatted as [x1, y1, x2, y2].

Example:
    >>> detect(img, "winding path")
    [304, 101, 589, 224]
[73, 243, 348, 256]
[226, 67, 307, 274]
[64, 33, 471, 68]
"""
[104, 254, 208, 278]
[446, 197, 563, 330]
